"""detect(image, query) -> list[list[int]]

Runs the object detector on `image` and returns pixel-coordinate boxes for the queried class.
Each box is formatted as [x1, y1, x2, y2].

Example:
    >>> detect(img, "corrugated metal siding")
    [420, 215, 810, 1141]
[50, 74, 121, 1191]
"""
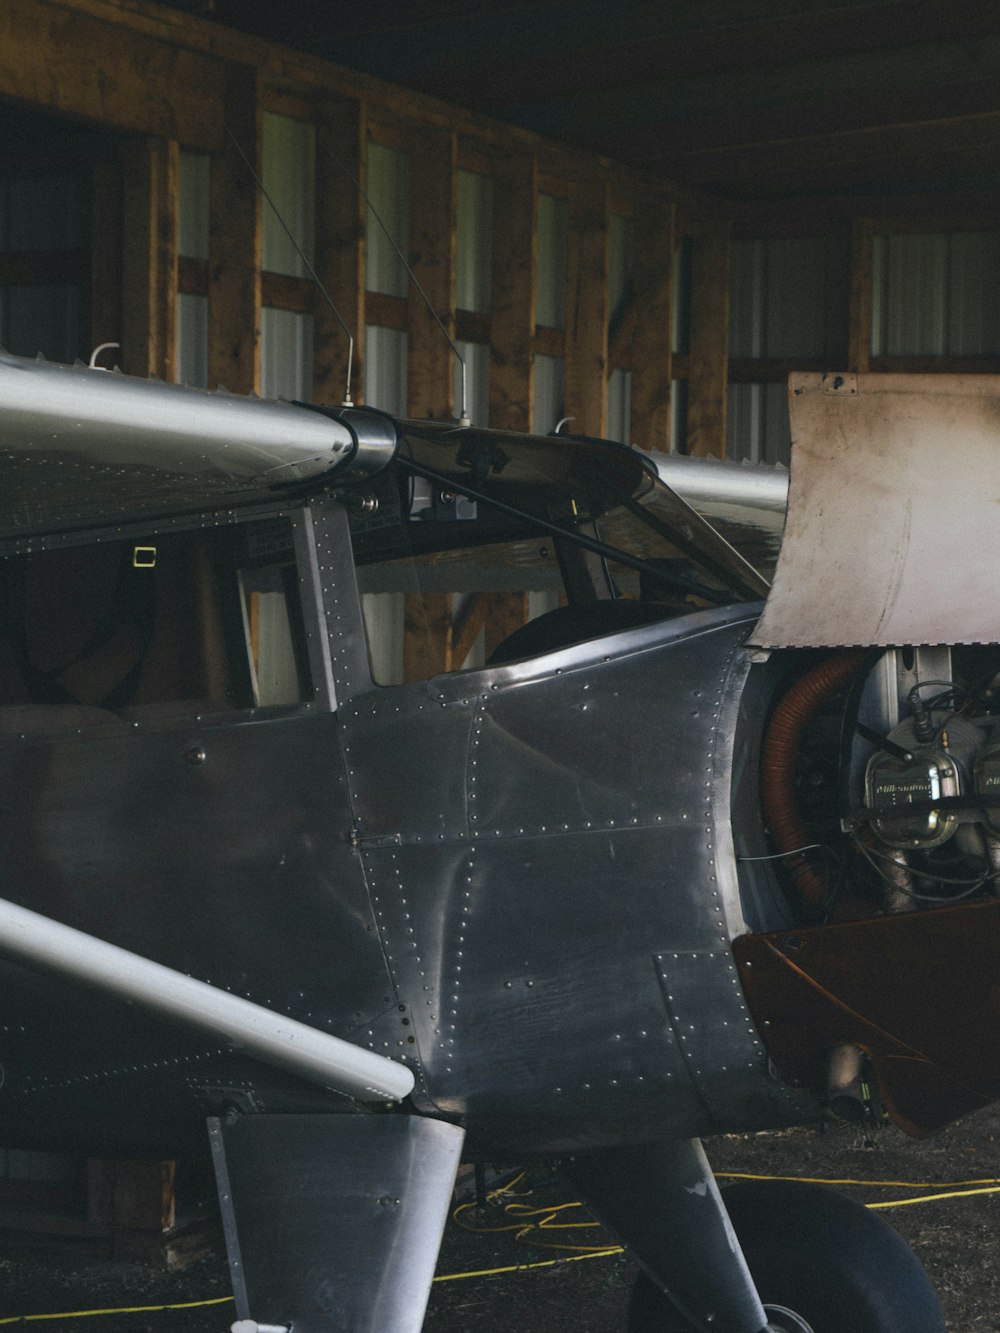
[726, 382, 791, 466]
[872, 231, 1000, 356]
[178, 151, 210, 262]
[533, 353, 564, 432]
[456, 169, 493, 315]
[262, 113, 315, 278]
[727, 235, 848, 464]
[730, 235, 847, 359]
[261, 307, 314, 400]
[177, 291, 208, 387]
[177, 151, 210, 386]
[0, 172, 88, 362]
[366, 142, 410, 299]
[535, 193, 567, 329]
[365, 322, 408, 414]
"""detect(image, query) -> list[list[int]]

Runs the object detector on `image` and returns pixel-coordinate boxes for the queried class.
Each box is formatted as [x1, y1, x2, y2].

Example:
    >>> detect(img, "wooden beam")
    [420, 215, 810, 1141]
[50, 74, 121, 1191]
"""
[0, 0, 222, 148]
[564, 177, 609, 437]
[208, 65, 260, 395]
[315, 98, 366, 409]
[26, 0, 704, 217]
[629, 194, 674, 452]
[655, 110, 1000, 197]
[685, 218, 730, 459]
[385, 1, 1000, 109]
[490, 152, 536, 432]
[120, 136, 177, 381]
[735, 190, 1000, 233]
[511, 25, 1000, 147]
[614, 75, 1000, 168]
[407, 125, 456, 420]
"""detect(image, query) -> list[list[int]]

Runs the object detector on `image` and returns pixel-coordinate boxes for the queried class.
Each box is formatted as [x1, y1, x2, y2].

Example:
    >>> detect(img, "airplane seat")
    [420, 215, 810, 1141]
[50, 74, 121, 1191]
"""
[486, 598, 691, 666]
[0, 702, 129, 736]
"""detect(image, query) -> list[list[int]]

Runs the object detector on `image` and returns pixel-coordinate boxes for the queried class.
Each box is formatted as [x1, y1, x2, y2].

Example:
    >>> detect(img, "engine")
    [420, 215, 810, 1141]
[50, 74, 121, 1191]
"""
[851, 649, 1000, 914]
[749, 645, 1000, 929]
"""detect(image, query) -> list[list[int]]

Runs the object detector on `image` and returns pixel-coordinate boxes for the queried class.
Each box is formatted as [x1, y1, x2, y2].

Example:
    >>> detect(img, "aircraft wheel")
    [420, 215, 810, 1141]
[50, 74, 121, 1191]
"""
[627, 1180, 945, 1333]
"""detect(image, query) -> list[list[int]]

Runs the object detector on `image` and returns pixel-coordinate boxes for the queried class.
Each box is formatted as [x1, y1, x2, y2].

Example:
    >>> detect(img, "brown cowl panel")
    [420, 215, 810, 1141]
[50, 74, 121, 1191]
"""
[733, 898, 1000, 1137]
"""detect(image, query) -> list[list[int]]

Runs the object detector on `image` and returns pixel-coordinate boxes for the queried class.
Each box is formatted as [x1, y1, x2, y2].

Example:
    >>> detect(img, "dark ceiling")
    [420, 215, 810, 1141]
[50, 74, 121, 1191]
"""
[183, 0, 1000, 206]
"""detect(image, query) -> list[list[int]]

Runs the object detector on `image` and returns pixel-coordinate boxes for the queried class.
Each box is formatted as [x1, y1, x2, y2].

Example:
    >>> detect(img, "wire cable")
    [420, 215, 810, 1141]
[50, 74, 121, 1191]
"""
[6, 1170, 1000, 1321]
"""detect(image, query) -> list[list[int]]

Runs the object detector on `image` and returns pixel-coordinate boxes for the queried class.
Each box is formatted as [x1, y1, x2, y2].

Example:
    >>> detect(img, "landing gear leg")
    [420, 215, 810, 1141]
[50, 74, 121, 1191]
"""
[616, 1169, 946, 1333]
[562, 1138, 770, 1333]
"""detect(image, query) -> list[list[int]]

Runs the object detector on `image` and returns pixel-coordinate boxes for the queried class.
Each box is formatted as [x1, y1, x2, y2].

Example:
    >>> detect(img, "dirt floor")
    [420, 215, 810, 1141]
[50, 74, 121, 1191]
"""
[0, 1104, 998, 1332]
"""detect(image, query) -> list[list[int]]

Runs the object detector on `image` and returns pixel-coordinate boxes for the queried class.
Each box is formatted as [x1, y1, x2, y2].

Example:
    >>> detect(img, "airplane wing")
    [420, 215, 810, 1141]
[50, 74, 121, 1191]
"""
[647, 450, 788, 579]
[0, 351, 397, 541]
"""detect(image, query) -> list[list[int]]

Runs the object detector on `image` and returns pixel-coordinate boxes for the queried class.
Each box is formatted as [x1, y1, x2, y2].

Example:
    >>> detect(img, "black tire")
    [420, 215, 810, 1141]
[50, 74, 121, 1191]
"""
[628, 1180, 945, 1333]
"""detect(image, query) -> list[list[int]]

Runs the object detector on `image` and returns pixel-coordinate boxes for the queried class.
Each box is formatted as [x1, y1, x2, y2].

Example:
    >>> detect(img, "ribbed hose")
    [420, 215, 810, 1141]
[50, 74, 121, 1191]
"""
[760, 652, 866, 912]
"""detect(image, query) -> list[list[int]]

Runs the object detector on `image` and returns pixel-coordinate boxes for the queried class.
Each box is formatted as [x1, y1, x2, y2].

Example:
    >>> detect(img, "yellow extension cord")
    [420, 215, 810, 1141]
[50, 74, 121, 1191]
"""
[2, 1170, 998, 1324]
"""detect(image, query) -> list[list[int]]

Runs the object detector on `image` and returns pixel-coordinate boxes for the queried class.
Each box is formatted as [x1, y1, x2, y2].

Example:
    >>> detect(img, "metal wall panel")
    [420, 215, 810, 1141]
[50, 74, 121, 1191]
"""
[872, 231, 1000, 356]
[366, 142, 410, 299]
[262, 113, 315, 278]
[533, 352, 564, 432]
[726, 381, 790, 465]
[261, 306, 314, 400]
[178, 151, 210, 261]
[730, 236, 846, 360]
[0, 173, 84, 252]
[455, 169, 493, 315]
[364, 323, 408, 414]
[176, 291, 208, 387]
[535, 192, 567, 329]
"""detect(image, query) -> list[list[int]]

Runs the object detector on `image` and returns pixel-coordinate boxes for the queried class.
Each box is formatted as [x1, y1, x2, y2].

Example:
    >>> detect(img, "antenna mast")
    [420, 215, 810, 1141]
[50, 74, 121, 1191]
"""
[319, 141, 470, 428]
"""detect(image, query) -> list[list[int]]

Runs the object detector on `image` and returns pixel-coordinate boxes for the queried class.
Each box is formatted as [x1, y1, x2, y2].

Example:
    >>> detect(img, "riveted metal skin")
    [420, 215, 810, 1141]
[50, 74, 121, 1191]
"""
[341, 604, 813, 1152]
[210, 1114, 464, 1333]
[0, 352, 399, 544]
[0, 707, 405, 1154]
[0, 473, 819, 1160]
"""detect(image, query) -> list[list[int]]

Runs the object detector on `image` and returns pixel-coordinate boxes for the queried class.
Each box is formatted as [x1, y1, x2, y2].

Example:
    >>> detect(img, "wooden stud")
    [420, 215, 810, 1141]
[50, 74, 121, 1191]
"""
[450, 594, 487, 669]
[629, 193, 674, 452]
[403, 593, 452, 682]
[685, 217, 731, 459]
[849, 217, 873, 374]
[208, 64, 261, 395]
[490, 152, 536, 431]
[316, 97, 366, 409]
[120, 136, 177, 380]
[565, 177, 609, 436]
[407, 125, 456, 420]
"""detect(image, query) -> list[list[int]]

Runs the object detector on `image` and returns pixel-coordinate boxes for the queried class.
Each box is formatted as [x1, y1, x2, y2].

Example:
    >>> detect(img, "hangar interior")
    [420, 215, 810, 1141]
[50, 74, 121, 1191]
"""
[1, 0, 999, 1255]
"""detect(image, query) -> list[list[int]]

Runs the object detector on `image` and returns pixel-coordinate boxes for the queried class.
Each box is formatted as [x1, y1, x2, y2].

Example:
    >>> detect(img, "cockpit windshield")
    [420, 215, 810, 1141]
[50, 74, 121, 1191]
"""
[349, 423, 768, 685]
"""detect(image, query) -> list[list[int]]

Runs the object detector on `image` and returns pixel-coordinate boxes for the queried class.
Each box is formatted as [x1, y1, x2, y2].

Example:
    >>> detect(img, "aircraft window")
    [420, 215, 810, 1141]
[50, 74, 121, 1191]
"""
[357, 538, 564, 684]
[349, 423, 758, 684]
[0, 516, 312, 715]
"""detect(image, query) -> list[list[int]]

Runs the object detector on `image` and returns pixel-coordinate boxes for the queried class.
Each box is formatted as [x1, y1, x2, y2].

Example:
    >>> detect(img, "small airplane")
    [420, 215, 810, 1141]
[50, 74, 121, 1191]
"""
[1, 349, 999, 1332]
